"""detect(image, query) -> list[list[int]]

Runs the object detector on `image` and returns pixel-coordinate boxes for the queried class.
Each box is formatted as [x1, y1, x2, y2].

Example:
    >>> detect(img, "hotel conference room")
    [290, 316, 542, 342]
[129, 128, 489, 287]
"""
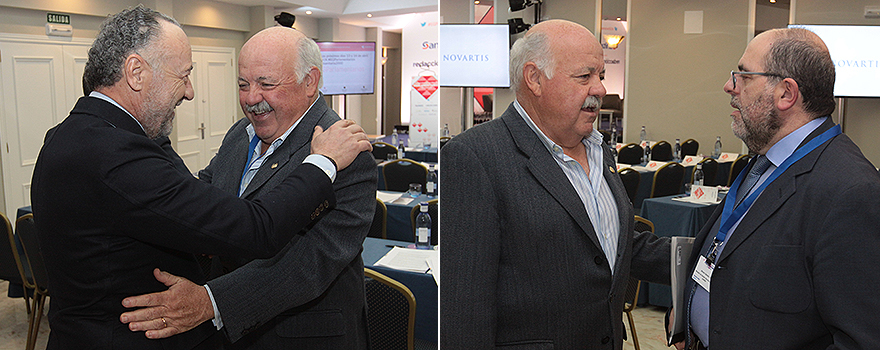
[1, 0, 880, 349]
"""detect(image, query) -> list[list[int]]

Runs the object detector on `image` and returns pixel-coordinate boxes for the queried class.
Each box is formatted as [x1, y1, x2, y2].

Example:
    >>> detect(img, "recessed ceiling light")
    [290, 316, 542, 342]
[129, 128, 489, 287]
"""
[367, 13, 373, 18]
[475, 0, 480, 4]
[305, 10, 312, 15]
[616, 17, 621, 21]
[770, 0, 776, 3]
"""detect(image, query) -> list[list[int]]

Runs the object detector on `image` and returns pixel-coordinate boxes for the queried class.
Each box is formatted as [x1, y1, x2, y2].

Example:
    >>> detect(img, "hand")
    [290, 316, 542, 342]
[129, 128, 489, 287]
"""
[311, 119, 372, 171]
[674, 341, 686, 350]
[120, 268, 214, 339]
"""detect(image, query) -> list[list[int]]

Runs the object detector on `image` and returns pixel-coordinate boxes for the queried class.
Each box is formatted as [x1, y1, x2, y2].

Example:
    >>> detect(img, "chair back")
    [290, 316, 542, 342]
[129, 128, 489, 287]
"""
[369, 198, 387, 239]
[393, 125, 409, 134]
[617, 143, 643, 165]
[728, 154, 752, 186]
[681, 139, 699, 156]
[372, 142, 398, 160]
[694, 158, 719, 187]
[364, 268, 416, 350]
[618, 168, 640, 203]
[0, 212, 27, 286]
[650, 141, 673, 161]
[383, 159, 428, 193]
[439, 137, 451, 149]
[16, 215, 48, 292]
[651, 162, 685, 198]
[410, 199, 439, 246]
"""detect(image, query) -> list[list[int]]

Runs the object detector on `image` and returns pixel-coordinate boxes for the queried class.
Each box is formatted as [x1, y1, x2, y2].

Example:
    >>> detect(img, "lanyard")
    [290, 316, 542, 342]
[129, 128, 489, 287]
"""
[239, 136, 262, 191]
[706, 125, 841, 263]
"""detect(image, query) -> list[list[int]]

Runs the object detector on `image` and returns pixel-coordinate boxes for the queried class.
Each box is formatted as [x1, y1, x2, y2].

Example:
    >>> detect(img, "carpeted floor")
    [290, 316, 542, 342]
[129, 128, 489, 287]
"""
[0, 281, 672, 350]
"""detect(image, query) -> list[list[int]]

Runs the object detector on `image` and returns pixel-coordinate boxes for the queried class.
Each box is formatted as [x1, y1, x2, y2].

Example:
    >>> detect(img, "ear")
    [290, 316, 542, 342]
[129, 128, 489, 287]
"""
[522, 62, 544, 97]
[304, 67, 321, 97]
[775, 77, 799, 112]
[124, 53, 149, 92]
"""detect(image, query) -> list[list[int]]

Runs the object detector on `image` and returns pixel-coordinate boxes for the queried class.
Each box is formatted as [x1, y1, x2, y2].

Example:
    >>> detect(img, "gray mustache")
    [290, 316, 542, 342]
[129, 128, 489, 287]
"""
[246, 100, 273, 114]
[582, 95, 602, 109]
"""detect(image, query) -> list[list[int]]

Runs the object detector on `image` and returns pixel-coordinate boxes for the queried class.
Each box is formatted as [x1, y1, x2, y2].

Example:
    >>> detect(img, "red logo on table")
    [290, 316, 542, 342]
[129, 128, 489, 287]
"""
[686, 157, 693, 163]
[649, 162, 657, 167]
[412, 76, 438, 99]
[694, 187, 705, 199]
[721, 154, 729, 160]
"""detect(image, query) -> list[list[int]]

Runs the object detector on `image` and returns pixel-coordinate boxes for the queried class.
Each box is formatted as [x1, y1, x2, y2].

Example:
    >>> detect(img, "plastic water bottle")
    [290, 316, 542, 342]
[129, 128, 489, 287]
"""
[442, 124, 450, 138]
[713, 136, 722, 159]
[639, 126, 647, 147]
[391, 129, 399, 148]
[397, 141, 404, 160]
[694, 163, 704, 186]
[642, 144, 651, 165]
[674, 138, 682, 162]
[426, 165, 438, 198]
[609, 123, 618, 160]
[416, 203, 432, 249]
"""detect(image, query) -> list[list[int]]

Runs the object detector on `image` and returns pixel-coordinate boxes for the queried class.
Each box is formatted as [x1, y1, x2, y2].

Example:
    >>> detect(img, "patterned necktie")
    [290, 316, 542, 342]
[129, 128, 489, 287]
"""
[734, 155, 772, 208]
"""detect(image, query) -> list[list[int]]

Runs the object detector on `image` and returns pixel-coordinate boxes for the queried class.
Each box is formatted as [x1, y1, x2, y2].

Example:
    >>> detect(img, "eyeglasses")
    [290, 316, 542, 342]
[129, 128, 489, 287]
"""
[730, 70, 786, 89]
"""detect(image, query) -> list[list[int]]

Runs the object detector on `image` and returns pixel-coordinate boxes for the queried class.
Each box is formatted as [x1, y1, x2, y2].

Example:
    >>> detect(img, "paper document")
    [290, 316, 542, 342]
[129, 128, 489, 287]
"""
[375, 247, 438, 274]
[426, 248, 440, 286]
[668, 236, 695, 345]
[376, 191, 407, 204]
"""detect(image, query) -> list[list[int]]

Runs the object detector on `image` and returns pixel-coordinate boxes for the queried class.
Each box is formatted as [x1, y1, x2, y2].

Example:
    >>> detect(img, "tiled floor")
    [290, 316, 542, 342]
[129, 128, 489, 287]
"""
[0, 281, 672, 350]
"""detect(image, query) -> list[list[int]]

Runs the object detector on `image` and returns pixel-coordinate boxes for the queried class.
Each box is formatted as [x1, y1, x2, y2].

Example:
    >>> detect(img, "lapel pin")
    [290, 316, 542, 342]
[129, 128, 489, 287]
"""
[271, 163, 278, 169]
[609, 166, 616, 173]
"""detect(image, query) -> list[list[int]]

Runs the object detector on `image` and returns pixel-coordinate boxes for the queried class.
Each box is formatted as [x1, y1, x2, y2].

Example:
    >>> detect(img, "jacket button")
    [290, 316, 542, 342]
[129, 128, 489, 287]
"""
[602, 336, 610, 344]
[594, 256, 603, 265]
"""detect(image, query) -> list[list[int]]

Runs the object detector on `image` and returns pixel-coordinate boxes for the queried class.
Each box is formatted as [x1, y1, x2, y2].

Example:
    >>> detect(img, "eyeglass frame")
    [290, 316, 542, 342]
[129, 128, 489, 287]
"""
[730, 70, 787, 89]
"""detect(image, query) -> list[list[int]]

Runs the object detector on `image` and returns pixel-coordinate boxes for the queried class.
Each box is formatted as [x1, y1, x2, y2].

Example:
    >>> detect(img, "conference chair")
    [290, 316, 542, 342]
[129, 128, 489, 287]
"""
[372, 142, 398, 161]
[728, 154, 752, 186]
[650, 140, 673, 161]
[650, 162, 685, 198]
[625, 216, 654, 350]
[439, 136, 451, 149]
[369, 198, 388, 239]
[617, 143, 643, 165]
[394, 125, 409, 134]
[16, 214, 49, 350]
[618, 168, 640, 204]
[364, 268, 416, 350]
[694, 157, 719, 187]
[383, 159, 428, 193]
[409, 199, 438, 246]
[681, 138, 699, 156]
[1, 211, 32, 315]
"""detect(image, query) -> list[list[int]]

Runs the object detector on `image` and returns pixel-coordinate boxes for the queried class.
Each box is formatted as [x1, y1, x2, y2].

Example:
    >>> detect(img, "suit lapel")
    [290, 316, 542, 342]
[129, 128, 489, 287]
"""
[240, 97, 328, 198]
[501, 106, 603, 251]
[718, 118, 836, 262]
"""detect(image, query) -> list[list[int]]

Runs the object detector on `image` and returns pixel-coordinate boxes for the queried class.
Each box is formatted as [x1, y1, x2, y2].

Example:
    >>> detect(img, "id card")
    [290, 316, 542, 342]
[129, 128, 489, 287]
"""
[691, 255, 714, 292]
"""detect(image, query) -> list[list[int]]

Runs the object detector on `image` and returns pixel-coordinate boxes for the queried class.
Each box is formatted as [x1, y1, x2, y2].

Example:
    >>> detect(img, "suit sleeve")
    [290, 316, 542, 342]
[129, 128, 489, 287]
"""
[440, 139, 501, 349]
[207, 151, 377, 342]
[810, 180, 880, 348]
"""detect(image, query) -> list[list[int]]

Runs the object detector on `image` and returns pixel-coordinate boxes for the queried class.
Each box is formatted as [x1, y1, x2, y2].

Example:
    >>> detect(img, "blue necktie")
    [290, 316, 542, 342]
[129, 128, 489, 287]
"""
[735, 155, 772, 208]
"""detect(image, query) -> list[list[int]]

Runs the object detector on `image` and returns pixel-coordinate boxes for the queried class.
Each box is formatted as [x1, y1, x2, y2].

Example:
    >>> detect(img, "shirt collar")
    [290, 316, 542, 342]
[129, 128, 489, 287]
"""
[513, 99, 601, 159]
[245, 97, 319, 147]
[89, 91, 146, 133]
[764, 116, 827, 167]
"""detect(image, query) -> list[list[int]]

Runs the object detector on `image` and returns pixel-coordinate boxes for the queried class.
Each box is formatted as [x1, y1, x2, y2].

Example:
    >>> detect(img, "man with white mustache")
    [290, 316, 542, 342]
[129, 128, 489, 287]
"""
[119, 26, 375, 349]
[441, 19, 670, 349]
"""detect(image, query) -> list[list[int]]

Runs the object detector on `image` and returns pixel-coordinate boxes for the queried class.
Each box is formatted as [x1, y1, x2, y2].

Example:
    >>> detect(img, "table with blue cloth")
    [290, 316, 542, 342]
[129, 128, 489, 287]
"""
[621, 159, 735, 210]
[362, 237, 438, 344]
[638, 195, 723, 307]
[379, 191, 434, 242]
[375, 134, 438, 163]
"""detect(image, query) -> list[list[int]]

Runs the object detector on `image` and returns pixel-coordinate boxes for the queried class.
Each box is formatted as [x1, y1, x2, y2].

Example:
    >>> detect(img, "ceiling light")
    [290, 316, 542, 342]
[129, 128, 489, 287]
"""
[475, 0, 480, 4]
[305, 10, 312, 15]
[367, 13, 373, 18]
[616, 17, 621, 21]
[603, 34, 625, 49]
[770, 0, 776, 2]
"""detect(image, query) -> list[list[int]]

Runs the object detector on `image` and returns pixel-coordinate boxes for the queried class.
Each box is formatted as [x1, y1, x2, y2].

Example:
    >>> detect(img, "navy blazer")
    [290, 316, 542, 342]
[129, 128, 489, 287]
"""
[31, 96, 335, 349]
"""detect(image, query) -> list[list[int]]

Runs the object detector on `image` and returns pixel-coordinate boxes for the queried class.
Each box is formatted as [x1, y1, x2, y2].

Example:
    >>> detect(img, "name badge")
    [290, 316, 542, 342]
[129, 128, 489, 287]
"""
[692, 255, 714, 292]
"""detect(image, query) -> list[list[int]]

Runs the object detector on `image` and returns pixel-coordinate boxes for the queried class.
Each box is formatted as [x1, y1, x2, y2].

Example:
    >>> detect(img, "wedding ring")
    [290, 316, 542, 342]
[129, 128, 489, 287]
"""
[161, 317, 167, 328]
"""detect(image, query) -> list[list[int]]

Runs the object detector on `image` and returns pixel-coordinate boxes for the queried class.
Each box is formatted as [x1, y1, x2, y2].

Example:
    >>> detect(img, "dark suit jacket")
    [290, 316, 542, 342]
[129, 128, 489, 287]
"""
[440, 103, 670, 350]
[679, 118, 880, 349]
[30, 96, 335, 350]
[200, 96, 374, 349]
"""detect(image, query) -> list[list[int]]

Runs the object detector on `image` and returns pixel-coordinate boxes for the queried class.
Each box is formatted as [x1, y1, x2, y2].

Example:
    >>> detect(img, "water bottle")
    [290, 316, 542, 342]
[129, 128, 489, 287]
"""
[713, 136, 722, 159]
[391, 129, 399, 148]
[674, 138, 682, 162]
[416, 203, 432, 249]
[609, 123, 619, 160]
[642, 143, 651, 165]
[693, 163, 704, 186]
[426, 165, 438, 198]
[442, 124, 450, 138]
[397, 141, 404, 160]
[639, 126, 647, 147]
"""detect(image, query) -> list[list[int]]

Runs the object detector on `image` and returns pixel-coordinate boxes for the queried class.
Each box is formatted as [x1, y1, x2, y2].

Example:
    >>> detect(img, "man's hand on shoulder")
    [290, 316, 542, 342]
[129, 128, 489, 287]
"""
[312, 119, 372, 171]
[120, 268, 214, 339]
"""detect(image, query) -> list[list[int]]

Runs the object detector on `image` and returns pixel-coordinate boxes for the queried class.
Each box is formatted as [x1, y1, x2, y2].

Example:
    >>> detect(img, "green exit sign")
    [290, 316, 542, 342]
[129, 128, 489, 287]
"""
[47, 13, 70, 25]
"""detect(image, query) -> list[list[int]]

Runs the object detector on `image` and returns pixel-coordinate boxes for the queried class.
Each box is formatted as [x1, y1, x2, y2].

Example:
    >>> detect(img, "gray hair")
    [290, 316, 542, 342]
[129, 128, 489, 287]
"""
[293, 35, 324, 89]
[763, 28, 836, 118]
[82, 5, 180, 94]
[509, 30, 555, 94]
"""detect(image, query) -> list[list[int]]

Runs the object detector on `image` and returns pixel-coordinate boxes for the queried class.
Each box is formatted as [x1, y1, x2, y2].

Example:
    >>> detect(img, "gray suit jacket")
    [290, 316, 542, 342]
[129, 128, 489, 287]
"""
[440, 103, 670, 350]
[680, 118, 880, 349]
[201, 96, 375, 349]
